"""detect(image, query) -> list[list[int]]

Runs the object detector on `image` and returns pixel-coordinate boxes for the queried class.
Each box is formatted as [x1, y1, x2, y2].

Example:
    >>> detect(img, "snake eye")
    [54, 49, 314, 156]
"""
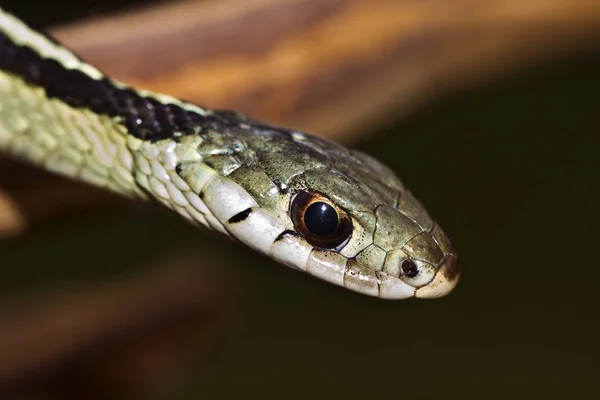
[290, 191, 352, 250]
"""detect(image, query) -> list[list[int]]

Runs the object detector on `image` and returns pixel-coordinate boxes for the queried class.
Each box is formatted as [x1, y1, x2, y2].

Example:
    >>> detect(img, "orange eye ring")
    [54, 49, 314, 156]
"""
[290, 191, 352, 250]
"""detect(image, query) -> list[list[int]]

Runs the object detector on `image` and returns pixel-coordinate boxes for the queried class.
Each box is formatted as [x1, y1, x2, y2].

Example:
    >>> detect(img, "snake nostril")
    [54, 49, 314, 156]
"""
[401, 259, 419, 278]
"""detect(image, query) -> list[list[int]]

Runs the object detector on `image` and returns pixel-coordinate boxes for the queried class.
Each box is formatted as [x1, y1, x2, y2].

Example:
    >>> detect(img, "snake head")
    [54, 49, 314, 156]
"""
[168, 120, 459, 299]
[275, 153, 460, 300]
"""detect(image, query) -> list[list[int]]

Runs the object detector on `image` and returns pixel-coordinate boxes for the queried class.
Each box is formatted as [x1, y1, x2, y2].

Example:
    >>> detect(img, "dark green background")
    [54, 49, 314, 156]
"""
[1, 1, 599, 399]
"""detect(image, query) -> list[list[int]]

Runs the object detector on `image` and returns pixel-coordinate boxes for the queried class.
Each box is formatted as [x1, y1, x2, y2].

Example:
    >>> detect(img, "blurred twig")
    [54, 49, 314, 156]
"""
[0, 158, 129, 239]
[0, 254, 228, 399]
[0, 186, 25, 239]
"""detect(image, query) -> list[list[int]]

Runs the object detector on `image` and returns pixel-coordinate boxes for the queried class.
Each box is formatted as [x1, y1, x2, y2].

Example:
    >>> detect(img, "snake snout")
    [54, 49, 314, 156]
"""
[415, 254, 460, 298]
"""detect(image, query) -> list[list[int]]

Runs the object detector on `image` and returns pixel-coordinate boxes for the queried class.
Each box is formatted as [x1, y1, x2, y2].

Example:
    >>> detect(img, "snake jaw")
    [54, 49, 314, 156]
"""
[375, 271, 417, 299]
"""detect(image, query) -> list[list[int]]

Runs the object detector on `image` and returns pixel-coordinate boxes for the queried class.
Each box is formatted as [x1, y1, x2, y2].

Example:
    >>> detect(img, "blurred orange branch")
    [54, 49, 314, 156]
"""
[2, 0, 600, 237]
[51, 0, 600, 140]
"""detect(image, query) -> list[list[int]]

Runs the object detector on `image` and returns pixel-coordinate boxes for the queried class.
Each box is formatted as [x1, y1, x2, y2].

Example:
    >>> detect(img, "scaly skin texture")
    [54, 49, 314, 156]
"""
[0, 7, 460, 299]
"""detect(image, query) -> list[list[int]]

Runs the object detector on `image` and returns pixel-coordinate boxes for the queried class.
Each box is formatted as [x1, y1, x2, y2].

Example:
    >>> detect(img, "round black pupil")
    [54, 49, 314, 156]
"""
[304, 202, 338, 236]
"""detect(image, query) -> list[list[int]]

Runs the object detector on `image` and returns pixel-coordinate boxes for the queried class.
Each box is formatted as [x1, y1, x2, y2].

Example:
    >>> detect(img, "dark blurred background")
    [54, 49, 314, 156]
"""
[1, 1, 599, 399]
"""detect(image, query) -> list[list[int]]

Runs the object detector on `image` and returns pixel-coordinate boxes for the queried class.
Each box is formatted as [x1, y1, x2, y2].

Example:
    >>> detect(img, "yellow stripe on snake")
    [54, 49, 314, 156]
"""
[0, 7, 459, 299]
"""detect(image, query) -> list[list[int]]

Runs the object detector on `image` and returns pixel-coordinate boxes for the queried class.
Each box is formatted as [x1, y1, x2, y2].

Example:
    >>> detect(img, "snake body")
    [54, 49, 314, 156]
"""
[0, 8, 459, 299]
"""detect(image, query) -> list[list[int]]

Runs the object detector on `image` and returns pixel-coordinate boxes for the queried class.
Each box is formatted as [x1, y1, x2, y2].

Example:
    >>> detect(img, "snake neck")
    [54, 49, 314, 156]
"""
[0, 7, 240, 201]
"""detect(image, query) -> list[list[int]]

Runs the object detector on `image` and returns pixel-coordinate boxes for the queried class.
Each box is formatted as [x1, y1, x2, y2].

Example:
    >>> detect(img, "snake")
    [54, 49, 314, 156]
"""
[0, 7, 460, 300]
